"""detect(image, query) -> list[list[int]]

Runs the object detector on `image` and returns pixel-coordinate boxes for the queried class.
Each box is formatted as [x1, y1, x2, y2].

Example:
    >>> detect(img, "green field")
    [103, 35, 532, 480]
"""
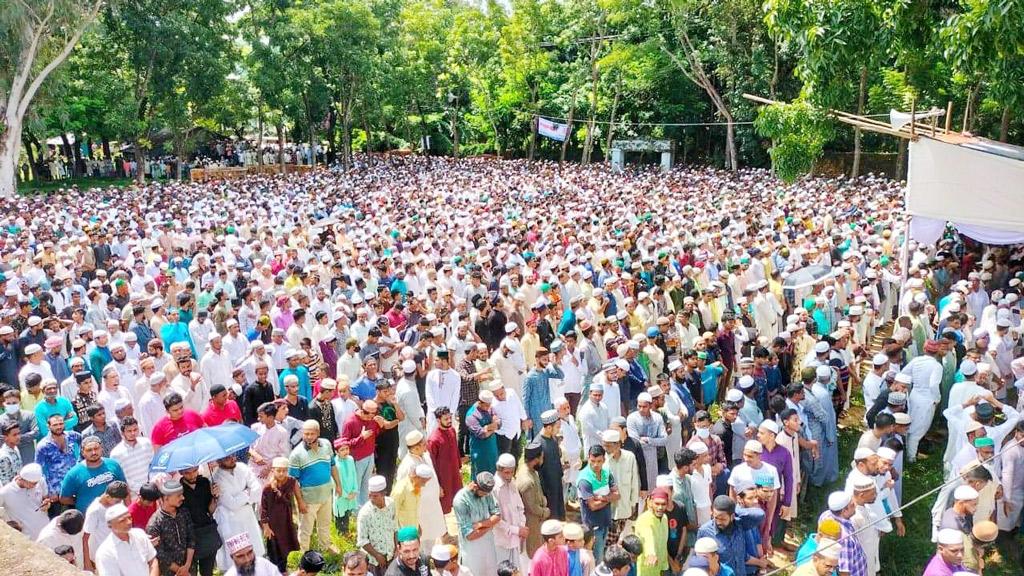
[17, 176, 137, 195]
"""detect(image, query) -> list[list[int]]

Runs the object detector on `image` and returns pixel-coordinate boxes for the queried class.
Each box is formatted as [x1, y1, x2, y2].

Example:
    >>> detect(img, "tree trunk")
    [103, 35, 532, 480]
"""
[60, 133, 74, 178]
[561, 90, 578, 164]
[963, 82, 981, 133]
[451, 99, 460, 159]
[1000, 106, 1011, 142]
[21, 135, 38, 184]
[605, 74, 622, 156]
[133, 140, 146, 185]
[527, 83, 539, 161]
[852, 66, 867, 178]
[582, 42, 601, 164]
[341, 88, 354, 169]
[363, 114, 372, 155]
[725, 119, 737, 172]
[257, 104, 264, 167]
[277, 122, 285, 173]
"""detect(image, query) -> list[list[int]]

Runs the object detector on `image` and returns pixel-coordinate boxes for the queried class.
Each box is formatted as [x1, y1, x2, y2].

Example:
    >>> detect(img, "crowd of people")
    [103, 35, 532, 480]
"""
[0, 154, 1021, 576]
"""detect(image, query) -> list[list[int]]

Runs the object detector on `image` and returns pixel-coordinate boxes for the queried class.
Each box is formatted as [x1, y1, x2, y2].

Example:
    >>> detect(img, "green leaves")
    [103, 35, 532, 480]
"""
[754, 101, 833, 182]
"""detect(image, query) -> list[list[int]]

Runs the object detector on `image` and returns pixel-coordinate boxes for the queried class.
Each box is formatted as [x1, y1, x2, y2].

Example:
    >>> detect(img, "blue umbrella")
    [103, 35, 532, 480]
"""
[150, 422, 259, 473]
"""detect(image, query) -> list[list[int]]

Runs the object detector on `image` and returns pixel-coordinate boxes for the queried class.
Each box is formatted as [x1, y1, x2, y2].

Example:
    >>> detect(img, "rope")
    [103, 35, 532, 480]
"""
[760, 431, 1023, 576]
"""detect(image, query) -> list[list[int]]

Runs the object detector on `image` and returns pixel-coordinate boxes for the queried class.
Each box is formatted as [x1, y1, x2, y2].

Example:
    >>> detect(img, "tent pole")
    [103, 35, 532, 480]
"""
[900, 214, 911, 284]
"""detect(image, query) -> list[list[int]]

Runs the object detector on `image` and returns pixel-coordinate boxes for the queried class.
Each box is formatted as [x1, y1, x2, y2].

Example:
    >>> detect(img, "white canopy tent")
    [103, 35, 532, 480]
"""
[906, 136, 1024, 245]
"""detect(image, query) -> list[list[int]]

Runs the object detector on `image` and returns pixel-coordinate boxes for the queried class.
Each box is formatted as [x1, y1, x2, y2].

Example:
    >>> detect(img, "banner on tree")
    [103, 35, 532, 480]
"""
[537, 117, 569, 141]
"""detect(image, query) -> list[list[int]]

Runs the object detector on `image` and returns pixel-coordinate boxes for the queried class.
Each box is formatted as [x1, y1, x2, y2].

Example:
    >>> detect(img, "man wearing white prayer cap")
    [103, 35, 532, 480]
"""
[493, 452, 528, 568]
[923, 529, 968, 576]
[223, 532, 279, 576]
[626, 391, 667, 492]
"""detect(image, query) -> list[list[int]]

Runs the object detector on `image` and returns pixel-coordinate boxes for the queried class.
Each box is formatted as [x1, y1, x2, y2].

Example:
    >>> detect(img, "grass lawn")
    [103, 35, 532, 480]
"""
[17, 176, 137, 195]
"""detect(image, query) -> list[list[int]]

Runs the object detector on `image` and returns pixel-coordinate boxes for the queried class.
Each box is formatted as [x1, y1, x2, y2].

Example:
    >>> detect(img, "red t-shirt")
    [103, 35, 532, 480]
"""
[151, 410, 205, 447]
[128, 500, 157, 529]
[202, 400, 242, 427]
[340, 412, 380, 461]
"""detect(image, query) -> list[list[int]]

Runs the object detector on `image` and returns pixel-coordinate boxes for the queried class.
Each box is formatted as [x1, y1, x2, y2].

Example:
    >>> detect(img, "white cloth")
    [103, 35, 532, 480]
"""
[0, 479, 48, 539]
[396, 452, 447, 542]
[425, 368, 460, 434]
[224, 556, 281, 576]
[94, 529, 157, 576]
[212, 463, 265, 570]
[37, 518, 85, 569]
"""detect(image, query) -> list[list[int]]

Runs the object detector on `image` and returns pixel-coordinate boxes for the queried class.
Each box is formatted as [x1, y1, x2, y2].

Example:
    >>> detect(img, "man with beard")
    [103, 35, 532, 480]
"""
[427, 406, 461, 514]
[212, 454, 265, 570]
[515, 438, 549, 557]
[537, 409, 566, 520]
[223, 532, 279, 576]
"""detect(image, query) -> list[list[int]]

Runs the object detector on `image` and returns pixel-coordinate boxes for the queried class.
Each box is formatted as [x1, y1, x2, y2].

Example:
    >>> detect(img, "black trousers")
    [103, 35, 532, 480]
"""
[497, 434, 521, 463]
[190, 553, 216, 576]
[457, 404, 471, 457]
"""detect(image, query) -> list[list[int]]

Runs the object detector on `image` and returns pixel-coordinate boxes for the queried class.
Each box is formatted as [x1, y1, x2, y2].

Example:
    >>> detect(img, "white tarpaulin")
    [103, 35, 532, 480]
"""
[906, 136, 1024, 245]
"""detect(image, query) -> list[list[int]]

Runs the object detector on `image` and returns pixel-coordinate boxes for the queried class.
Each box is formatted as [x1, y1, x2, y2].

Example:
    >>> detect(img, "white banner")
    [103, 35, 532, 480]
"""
[537, 117, 568, 141]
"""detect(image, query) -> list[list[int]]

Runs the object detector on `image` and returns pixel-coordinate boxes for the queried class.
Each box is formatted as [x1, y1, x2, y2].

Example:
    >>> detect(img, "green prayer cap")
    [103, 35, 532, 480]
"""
[974, 437, 995, 449]
[396, 525, 419, 543]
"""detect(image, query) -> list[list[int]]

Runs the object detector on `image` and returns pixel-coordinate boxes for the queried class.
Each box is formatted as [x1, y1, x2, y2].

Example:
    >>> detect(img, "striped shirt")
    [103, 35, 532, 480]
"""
[288, 438, 334, 489]
[110, 438, 155, 494]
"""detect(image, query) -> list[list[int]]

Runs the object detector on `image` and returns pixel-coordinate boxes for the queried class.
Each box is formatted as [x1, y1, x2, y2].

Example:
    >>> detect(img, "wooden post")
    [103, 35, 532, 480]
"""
[944, 101, 953, 134]
[909, 98, 916, 138]
[930, 115, 937, 136]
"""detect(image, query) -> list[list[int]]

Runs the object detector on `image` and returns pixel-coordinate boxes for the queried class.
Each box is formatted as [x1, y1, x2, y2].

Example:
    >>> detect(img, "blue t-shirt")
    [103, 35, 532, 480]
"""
[60, 458, 126, 512]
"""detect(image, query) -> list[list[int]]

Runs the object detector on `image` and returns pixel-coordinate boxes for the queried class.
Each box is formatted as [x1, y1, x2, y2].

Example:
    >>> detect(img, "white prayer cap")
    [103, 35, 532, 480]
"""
[738, 375, 754, 390]
[478, 390, 494, 403]
[725, 389, 744, 403]
[225, 532, 253, 555]
[415, 464, 434, 479]
[853, 447, 875, 461]
[668, 360, 683, 372]
[872, 353, 888, 366]
[368, 475, 387, 493]
[827, 491, 851, 511]
[656, 475, 673, 488]
[877, 447, 897, 461]
[816, 539, 841, 560]
[541, 519, 563, 536]
[815, 341, 830, 353]
[497, 453, 516, 469]
[637, 392, 653, 404]
[758, 420, 779, 435]
[894, 373, 912, 384]
[504, 322, 518, 333]
[601, 429, 622, 443]
[893, 412, 912, 425]
[937, 528, 964, 546]
[960, 359, 978, 376]
[816, 365, 832, 379]
[104, 503, 131, 523]
[954, 485, 979, 501]
[694, 537, 719, 554]
[405, 430, 424, 447]
[743, 440, 763, 454]
[690, 442, 708, 455]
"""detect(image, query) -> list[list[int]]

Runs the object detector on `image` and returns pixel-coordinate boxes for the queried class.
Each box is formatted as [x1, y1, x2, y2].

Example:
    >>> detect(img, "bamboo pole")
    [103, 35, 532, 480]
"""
[945, 102, 953, 133]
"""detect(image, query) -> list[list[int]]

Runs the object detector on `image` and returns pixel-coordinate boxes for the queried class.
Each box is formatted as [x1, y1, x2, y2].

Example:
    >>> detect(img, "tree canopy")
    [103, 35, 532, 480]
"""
[3, 0, 1024, 194]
